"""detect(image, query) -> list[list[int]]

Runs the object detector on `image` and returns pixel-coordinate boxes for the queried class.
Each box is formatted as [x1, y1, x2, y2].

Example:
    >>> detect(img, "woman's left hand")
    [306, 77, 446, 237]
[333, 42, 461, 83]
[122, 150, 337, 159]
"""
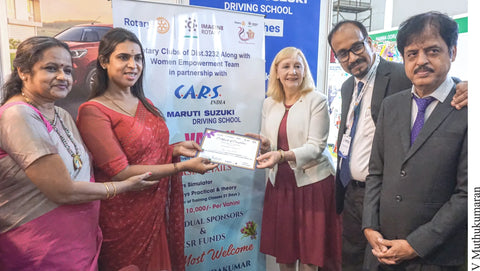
[173, 141, 202, 157]
[256, 151, 282, 169]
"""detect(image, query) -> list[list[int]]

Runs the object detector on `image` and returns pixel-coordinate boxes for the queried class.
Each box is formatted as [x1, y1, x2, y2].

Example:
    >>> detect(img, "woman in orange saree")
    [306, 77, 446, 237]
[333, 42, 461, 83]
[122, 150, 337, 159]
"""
[77, 28, 217, 271]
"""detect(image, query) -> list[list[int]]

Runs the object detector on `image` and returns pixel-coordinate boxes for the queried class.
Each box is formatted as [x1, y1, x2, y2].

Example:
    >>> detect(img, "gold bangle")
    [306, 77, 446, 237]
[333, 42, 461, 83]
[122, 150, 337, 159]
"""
[278, 149, 285, 163]
[111, 182, 117, 198]
[173, 162, 179, 173]
[103, 182, 111, 199]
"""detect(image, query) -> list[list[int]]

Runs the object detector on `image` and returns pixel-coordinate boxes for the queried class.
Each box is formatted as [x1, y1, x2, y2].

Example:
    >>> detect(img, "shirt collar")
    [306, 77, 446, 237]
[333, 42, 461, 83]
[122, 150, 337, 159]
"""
[411, 76, 454, 103]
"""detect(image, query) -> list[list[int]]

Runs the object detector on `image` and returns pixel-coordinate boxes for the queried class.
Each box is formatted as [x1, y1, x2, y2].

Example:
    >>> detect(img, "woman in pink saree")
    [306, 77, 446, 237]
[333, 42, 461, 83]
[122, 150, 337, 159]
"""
[0, 37, 156, 271]
[76, 28, 217, 271]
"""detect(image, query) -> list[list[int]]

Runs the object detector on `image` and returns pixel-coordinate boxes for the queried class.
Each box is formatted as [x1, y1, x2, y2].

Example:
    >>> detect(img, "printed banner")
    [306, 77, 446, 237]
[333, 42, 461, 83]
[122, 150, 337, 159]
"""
[112, 0, 266, 270]
[189, 0, 321, 85]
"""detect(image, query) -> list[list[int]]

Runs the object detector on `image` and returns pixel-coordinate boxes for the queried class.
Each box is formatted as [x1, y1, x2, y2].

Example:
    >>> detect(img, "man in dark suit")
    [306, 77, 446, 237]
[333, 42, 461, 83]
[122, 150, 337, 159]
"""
[327, 20, 467, 271]
[362, 11, 467, 270]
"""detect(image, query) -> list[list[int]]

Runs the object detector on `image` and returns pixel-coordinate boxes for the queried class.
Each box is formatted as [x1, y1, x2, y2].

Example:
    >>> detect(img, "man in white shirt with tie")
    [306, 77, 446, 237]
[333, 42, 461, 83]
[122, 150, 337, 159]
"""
[327, 19, 468, 271]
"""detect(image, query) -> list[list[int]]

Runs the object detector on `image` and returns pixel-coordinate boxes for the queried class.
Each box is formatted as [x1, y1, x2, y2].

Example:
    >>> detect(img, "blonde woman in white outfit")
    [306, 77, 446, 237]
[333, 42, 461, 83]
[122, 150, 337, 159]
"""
[248, 47, 341, 271]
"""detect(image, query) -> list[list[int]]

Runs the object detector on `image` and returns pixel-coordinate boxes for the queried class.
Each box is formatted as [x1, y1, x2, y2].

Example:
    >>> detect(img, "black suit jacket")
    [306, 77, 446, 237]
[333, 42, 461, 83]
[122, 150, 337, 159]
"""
[335, 57, 412, 213]
[362, 85, 467, 267]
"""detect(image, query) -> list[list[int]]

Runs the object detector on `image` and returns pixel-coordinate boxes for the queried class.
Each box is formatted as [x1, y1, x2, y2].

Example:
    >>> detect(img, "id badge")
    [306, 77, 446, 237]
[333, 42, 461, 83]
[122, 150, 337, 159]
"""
[338, 134, 351, 158]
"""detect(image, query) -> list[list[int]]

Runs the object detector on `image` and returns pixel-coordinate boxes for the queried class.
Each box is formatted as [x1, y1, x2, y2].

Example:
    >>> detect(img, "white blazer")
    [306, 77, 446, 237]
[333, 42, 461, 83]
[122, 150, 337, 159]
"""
[260, 91, 335, 187]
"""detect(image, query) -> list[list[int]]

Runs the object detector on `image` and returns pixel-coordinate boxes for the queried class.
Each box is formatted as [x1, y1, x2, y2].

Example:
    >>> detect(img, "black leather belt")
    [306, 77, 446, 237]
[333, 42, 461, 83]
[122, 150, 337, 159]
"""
[351, 180, 365, 188]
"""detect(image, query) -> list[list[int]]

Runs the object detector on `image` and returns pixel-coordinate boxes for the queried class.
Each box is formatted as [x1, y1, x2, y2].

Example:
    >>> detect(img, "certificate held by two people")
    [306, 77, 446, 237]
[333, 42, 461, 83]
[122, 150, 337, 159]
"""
[196, 128, 261, 170]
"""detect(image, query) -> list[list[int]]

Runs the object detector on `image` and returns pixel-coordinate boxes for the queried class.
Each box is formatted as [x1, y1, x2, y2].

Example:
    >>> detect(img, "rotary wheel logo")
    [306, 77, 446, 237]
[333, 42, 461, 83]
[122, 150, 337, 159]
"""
[157, 17, 169, 34]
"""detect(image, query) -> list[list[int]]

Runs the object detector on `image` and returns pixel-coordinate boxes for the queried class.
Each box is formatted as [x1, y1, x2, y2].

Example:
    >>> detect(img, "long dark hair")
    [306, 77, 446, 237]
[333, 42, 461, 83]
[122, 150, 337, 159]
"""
[90, 27, 163, 119]
[1, 36, 71, 105]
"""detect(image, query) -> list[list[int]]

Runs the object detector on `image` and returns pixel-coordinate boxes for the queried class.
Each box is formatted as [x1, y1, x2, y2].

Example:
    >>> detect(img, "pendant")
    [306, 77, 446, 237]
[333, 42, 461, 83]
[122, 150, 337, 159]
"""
[73, 154, 83, 170]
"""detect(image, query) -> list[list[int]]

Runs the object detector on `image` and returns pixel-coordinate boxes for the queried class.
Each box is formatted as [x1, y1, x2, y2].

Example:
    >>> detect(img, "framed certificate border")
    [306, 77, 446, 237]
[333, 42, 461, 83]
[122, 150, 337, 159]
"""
[196, 128, 261, 170]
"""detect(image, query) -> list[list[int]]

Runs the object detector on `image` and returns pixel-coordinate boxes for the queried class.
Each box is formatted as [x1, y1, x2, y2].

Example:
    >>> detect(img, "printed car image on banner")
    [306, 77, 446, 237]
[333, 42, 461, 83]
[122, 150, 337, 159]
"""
[112, 0, 266, 270]
[189, 0, 321, 85]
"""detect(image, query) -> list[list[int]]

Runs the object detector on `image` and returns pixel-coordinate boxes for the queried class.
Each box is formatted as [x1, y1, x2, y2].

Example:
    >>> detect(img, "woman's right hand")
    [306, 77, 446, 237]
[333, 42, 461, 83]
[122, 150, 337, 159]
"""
[173, 141, 202, 157]
[256, 150, 282, 169]
[181, 157, 218, 174]
[245, 133, 271, 154]
[119, 172, 159, 192]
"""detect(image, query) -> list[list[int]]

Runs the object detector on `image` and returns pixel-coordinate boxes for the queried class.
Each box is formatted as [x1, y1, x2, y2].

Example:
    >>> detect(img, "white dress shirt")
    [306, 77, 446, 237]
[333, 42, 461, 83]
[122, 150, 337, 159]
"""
[348, 55, 379, 182]
[410, 76, 454, 127]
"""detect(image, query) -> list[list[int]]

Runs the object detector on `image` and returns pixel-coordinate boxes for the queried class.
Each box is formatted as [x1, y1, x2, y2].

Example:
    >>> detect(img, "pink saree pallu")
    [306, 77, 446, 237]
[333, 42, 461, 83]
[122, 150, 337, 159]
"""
[0, 201, 102, 271]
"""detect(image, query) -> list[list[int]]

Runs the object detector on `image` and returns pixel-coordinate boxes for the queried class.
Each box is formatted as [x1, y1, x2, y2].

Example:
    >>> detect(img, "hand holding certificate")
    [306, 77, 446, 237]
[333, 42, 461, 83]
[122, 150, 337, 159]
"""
[197, 129, 261, 170]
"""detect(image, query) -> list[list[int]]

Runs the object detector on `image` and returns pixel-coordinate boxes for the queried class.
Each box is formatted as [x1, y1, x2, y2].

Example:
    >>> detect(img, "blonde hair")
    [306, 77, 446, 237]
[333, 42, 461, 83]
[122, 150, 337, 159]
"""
[266, 47, 315, 102]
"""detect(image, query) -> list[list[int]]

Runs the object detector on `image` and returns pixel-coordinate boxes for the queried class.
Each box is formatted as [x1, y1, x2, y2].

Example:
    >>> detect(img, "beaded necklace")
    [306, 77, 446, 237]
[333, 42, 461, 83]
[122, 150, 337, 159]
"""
[22, 92, 83, 170]
[51, 109, 83, 170]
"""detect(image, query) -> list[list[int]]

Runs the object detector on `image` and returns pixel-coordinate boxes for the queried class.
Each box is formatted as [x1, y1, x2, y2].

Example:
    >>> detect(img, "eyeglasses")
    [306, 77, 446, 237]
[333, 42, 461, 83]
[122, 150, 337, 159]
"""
[334, 38, 367, 63]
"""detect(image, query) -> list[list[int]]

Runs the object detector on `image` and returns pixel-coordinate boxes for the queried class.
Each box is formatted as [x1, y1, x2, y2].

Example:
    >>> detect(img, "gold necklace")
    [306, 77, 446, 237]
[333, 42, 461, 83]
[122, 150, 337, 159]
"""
[22, 92, 82, 170]
[104, 95, 136, 117]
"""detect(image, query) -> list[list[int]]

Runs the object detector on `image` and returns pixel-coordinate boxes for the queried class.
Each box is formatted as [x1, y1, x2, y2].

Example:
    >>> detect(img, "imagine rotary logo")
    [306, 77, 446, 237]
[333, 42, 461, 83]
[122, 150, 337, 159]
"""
[184, 17, 199, 38]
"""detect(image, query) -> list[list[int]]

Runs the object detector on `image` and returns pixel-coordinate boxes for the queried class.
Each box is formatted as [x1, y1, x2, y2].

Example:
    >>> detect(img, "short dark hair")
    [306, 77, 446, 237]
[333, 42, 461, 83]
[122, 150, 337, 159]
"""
[396, 11, 458, 57]
[1, 36, 71, 104]
[91, 27, 163, 118]
[328, 20, 369, 50]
